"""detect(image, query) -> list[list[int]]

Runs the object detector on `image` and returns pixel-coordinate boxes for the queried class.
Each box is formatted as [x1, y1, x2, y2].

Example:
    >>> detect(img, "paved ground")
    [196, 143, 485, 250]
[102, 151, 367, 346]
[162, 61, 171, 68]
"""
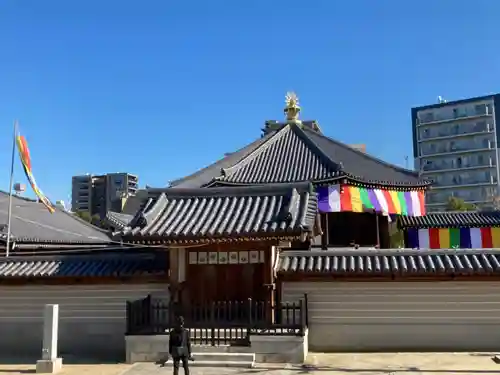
[122, 353, 500, 375]
[0, 363, 131, 375]
[2, 353, 500, 374]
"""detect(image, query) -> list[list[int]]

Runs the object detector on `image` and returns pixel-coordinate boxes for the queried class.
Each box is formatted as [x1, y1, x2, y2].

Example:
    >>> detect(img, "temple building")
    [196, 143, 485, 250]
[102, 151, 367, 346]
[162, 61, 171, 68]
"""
[109, 92, 430, 307]
[9, 93, 500, 358]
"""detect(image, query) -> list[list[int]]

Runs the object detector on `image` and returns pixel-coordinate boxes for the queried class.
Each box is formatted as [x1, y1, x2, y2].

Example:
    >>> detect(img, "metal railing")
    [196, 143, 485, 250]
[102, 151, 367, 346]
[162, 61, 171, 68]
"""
[126, 295, 308, 345]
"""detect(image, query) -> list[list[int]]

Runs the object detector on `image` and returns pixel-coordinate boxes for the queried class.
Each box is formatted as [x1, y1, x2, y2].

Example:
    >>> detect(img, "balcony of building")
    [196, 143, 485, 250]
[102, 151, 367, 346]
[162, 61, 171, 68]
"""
[416, 103, 492, 126]
[426, 169, 497, 189]
[419, 138, 496, 157]
[421, 155, 495, 174]
[418, 120, 494, 142]
[425, 185, 497, 208]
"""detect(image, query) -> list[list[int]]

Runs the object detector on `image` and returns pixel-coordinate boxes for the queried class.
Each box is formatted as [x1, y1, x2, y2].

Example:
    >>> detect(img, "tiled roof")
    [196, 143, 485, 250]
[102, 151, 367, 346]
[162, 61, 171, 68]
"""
[119, 182, 318, 243]
[169, 133, 274, 188]
[278, 249, 500, 276]
[105, 211, 134, 230]
[398, 211, 500, 229]
[216, 125, 343, 184]
[0, 192, 111, 244]
[0, 251, 168, 278]
[170, 123, 428, 188]
[300, 127, 426, 187]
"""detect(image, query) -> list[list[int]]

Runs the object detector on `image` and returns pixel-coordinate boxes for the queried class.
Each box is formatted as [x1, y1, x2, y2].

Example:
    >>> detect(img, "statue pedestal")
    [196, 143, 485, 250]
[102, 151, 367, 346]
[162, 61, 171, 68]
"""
[36, 358, 62, 374]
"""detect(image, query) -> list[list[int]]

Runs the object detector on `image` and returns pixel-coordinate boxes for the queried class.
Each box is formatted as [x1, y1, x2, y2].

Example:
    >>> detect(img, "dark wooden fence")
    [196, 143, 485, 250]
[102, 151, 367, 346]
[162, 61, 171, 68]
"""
[126, 296, 308, 345]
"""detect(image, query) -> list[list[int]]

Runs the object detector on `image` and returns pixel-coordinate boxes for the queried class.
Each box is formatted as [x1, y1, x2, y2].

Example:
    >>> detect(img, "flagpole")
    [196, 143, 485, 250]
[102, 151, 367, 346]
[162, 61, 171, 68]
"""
[6, 120, 18, 257]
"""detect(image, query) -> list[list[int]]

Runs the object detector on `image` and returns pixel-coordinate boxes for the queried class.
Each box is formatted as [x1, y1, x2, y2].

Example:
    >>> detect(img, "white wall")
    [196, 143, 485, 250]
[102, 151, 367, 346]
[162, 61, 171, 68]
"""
[0, 283, 169, 360]
[283, 281, 500, 352]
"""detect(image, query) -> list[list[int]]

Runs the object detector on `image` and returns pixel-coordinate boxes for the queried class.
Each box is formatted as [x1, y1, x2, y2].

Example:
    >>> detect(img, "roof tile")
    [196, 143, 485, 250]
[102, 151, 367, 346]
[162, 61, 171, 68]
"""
[120, 183, 318, 243]
[278, 249, 500, 275]
[217, 125, 342, 184]
[0, 252, 167, 278]
[171, 123, 427, 188]
[398, 211, 500, 229]
[0, 192, 111, 244]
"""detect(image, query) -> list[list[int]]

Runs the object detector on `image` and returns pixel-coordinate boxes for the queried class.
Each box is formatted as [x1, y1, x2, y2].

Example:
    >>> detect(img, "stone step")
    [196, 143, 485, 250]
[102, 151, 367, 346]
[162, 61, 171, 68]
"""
[191, 352, 255, 368]
[190, 360, 255, 368]
[191, 345, 252, 353]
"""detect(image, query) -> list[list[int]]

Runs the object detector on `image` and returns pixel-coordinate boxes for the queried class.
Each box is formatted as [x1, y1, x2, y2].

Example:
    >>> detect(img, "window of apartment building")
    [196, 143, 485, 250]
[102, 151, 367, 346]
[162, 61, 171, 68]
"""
[474, 121, 487, 132]
[421, 128, 430, 139]
[420, 112, 434, 123]
[481, 138, 490, 148]
[420, 143, 435, 156]
[477, 154, 486, 166]
[426, 174, 438, 184]
[475, 104, 487, 115]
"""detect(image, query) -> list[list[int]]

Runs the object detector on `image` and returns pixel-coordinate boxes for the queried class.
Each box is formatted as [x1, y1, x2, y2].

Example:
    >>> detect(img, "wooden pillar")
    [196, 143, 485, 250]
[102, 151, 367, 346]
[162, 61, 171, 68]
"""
[168, 247, 186, 303]
[321, 213, 330, 249]
[375, 213, 381, 247]
[266, 246, 277, 322]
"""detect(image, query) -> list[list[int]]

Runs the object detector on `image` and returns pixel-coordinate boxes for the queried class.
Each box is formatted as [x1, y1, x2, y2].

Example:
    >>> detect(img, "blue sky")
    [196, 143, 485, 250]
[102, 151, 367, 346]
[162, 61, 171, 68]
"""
[0, 0, 499, 203]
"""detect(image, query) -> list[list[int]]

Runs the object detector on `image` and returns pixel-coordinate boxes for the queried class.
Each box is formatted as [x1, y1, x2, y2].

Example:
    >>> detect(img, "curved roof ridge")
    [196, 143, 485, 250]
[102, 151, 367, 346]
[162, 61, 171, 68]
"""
[158, 182, 314, 198]
[291, 124, 344, 173]
[220, 125, 293, 177]
[169, 132, 274, 188]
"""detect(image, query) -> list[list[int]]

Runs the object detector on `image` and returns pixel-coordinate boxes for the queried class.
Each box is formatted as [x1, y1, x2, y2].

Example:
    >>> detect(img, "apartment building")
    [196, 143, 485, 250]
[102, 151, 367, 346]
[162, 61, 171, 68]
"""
[411, 94, 500, 212]
[71, 172, 138, 218]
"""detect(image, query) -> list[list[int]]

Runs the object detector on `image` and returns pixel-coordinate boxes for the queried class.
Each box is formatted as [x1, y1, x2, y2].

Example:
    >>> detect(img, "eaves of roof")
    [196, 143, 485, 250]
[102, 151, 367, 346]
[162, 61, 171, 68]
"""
[104, 211, 134, 230]
[278, 249, 500, 276]
[118, 182, 318, 244]
[0, 191, 112, 244]
[0, 251, 168, 279]
[202, 124, 429, 189]
[168, 123, 430, 190]
[398, 211, 500, 229]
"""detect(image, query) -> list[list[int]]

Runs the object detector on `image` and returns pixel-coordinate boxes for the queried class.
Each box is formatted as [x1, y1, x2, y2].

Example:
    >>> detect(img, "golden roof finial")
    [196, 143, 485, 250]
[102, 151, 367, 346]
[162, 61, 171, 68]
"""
[284, 91, 301, 121]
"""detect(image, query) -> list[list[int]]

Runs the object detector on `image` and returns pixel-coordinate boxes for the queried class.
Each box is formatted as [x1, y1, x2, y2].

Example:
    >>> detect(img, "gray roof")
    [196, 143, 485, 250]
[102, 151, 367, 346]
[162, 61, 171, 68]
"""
[398, 211, 500, 229]
[170, 123, 427, 188]
[119, 182, 318, 243]
[0, 251, 167, 278]
[105, 211, 134, 230]
[0, 192, 111, 244]
[278, 249, 500, 276]
[169, 133, 274, 188]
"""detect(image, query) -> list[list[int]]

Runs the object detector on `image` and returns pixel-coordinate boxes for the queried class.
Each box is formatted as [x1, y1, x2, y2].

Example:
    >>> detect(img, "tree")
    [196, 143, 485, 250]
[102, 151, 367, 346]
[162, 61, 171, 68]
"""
[445, 196, 475, 212]
[91, 214, 102, 226]
[483, 187, 500, 211]
[75, 210, 92, 222]
[389, 226, 404, 248]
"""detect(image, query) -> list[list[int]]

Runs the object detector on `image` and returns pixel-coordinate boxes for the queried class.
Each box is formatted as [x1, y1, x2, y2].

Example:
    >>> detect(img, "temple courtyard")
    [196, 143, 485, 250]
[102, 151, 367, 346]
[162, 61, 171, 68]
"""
[3, 353, 500, 375]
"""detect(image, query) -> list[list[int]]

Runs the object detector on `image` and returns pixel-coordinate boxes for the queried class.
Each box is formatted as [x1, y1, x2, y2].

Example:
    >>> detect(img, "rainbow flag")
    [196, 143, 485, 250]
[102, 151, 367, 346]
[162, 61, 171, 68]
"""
[317, 184, 426, 216]
[406, 227, 500, 249]
[16, 134, 55, 213]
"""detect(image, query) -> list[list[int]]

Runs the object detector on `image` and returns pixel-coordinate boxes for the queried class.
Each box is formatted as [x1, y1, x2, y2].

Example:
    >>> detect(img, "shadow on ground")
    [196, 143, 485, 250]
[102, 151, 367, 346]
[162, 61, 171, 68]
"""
[292, 364, 500, 374]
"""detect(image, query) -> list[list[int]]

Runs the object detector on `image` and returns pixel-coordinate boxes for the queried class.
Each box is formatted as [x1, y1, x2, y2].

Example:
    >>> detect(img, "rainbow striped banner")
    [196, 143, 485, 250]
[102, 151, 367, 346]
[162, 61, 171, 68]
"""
[406, 227, 500, 249]
[317, 184, 426, 216]
[16, 133, 55, 213]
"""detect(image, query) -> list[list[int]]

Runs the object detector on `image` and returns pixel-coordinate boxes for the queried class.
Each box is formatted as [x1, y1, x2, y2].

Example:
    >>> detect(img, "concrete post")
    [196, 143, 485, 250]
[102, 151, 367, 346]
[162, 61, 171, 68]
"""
[36, 304, 63, 373]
